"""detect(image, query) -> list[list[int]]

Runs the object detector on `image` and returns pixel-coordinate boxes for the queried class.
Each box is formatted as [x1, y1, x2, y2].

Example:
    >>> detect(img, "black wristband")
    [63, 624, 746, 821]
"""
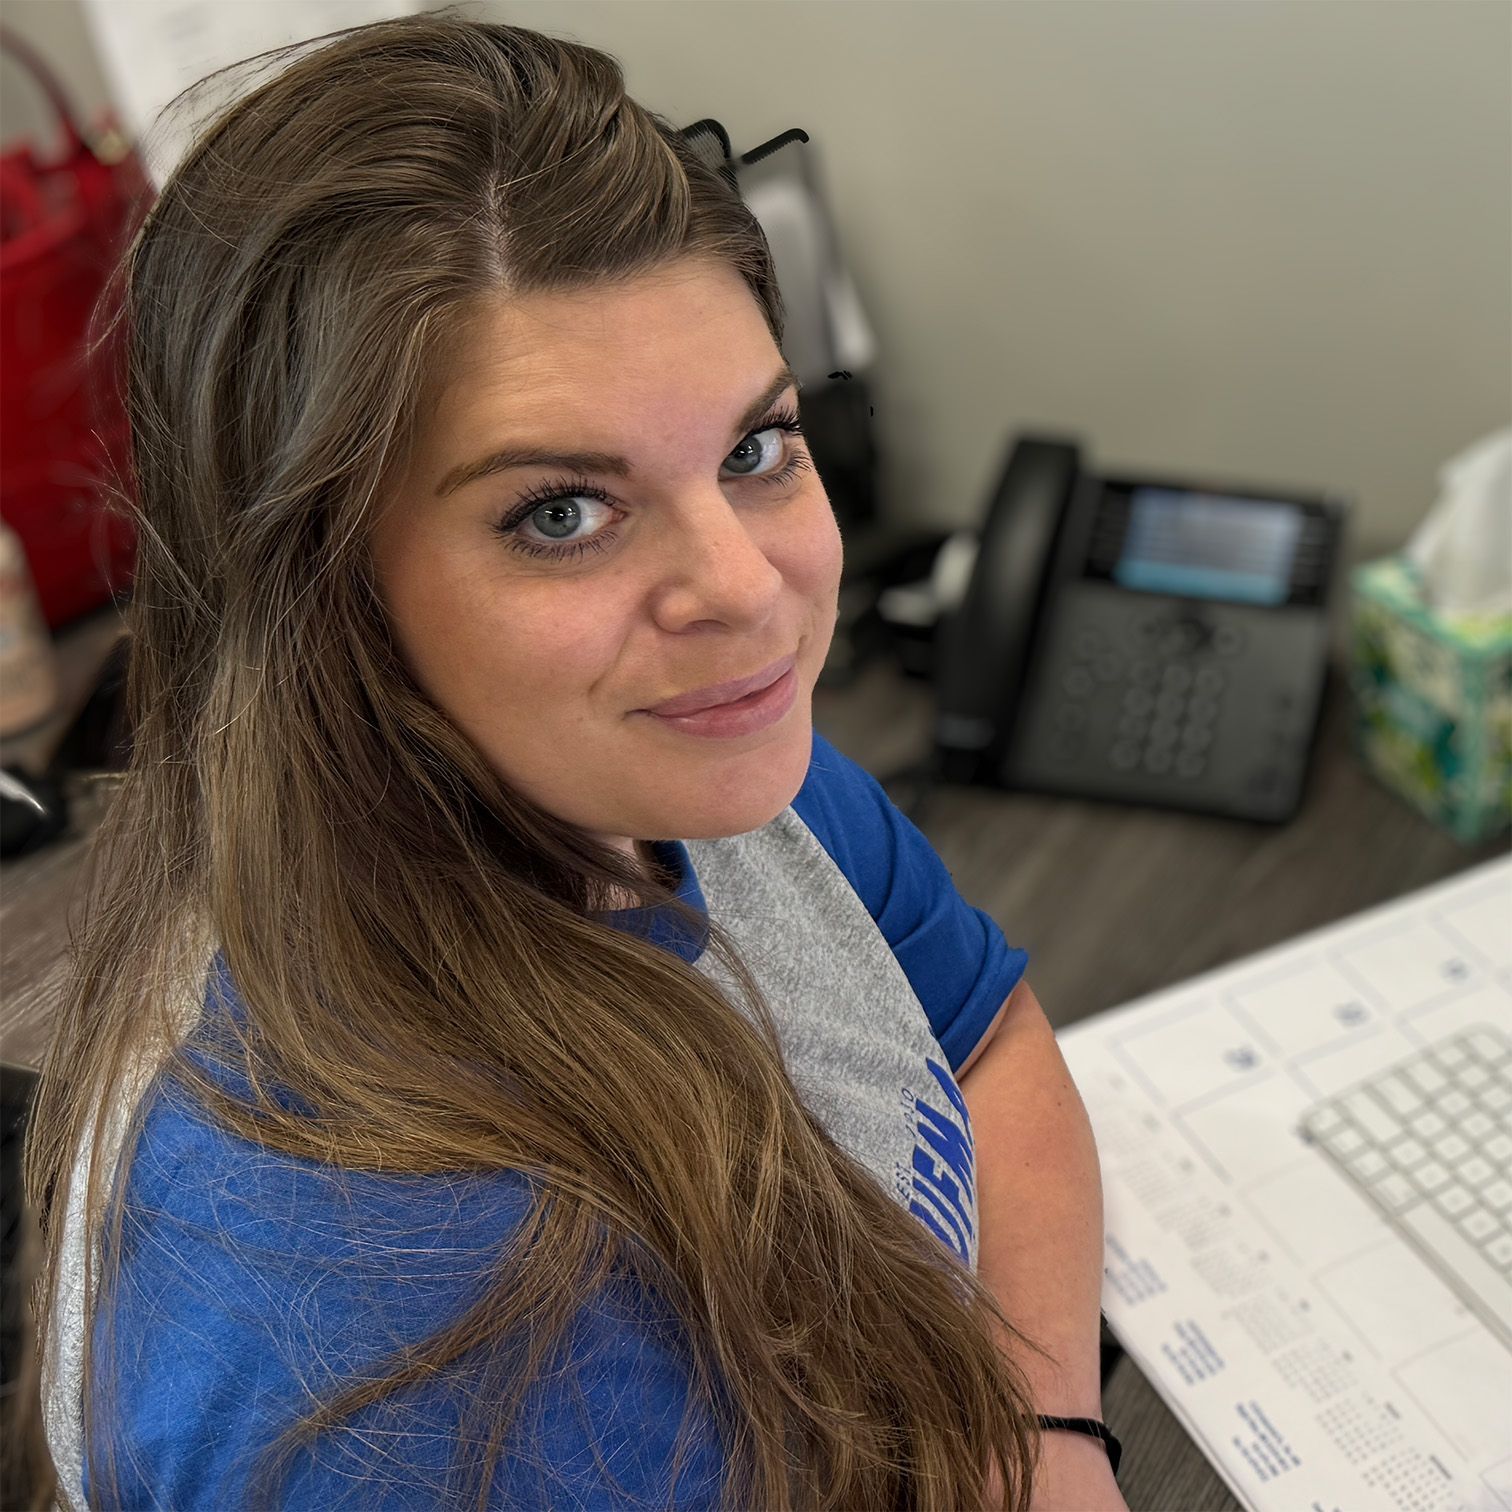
[1035, 1414, 1122, 1477]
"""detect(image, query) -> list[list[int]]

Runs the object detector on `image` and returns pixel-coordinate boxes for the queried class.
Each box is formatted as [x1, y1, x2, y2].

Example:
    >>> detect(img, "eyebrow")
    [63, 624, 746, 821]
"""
[435, 363, 803, 499]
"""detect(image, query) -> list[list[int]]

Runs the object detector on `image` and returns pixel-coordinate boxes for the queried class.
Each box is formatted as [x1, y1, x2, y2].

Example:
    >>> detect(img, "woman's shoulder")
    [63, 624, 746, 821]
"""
[122, 1062, 538, 1280]
[786, 726, 1029, 1072]
[89, 1067, 726, 1510]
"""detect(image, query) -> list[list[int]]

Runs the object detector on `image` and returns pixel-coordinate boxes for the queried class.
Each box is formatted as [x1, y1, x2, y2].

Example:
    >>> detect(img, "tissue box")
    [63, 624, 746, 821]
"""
[1350, 556, 1512, 844]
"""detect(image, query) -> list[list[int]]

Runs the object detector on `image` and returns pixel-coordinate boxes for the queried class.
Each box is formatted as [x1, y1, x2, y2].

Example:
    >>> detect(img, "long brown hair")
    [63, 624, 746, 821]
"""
[20, 10, 1047, 1507]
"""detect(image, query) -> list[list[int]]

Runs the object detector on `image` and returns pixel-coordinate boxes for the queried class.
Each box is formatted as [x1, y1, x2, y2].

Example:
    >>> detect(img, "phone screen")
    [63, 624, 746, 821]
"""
[1112, 488, 1304, 606]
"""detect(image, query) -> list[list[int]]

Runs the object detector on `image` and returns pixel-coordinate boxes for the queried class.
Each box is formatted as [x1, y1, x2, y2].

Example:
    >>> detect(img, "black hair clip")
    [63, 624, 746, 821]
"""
[678, 118, 809, 194]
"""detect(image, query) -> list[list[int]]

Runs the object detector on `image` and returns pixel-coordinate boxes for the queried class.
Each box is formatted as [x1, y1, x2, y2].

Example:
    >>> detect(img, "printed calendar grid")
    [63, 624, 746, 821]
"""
[1059, 857, 1512, 1512]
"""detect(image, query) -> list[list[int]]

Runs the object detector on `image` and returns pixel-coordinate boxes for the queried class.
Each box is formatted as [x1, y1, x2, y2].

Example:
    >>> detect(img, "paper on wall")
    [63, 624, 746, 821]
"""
[80, 0, 421, 194]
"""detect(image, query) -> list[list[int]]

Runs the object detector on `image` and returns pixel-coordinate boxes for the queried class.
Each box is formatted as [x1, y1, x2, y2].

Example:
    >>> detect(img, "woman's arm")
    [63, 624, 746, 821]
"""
[959, 978, 1129, 1512]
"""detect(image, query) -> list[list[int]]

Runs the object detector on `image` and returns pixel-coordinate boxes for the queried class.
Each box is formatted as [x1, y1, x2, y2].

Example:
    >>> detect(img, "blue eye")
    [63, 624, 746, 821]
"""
[490, 405, 812, 564]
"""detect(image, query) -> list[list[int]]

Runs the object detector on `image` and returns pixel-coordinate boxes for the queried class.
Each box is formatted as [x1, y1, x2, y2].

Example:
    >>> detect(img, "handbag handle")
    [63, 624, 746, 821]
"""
[0, 24, 143, 240]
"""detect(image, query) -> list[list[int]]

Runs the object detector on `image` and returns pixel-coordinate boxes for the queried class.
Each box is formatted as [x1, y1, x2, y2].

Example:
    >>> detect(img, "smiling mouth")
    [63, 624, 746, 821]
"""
[642, 650, 799, 717]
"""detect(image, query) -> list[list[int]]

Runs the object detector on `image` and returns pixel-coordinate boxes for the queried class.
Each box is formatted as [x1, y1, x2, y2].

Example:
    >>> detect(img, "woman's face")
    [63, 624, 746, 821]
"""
[370, 257, 844, 866]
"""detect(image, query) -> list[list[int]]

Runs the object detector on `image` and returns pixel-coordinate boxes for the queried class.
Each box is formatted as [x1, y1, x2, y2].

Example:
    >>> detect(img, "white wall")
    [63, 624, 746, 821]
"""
[4, 0, 1508, 560]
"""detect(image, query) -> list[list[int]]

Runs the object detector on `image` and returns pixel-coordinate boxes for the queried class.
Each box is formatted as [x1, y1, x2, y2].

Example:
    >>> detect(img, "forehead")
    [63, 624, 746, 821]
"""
[434, 260, 770, 416]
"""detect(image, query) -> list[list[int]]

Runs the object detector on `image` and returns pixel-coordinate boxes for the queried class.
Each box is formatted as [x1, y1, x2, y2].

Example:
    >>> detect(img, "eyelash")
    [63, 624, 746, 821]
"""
[490, 404, 812, 563]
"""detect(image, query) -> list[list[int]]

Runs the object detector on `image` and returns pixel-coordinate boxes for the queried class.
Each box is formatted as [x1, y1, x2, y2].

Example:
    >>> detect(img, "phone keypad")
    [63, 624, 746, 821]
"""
[1054, 629, 1229, 784]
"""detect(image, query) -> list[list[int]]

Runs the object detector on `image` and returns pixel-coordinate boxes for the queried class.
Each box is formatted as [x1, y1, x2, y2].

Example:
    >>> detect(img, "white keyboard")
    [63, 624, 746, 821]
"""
[1299, 1024, 1512, 1349]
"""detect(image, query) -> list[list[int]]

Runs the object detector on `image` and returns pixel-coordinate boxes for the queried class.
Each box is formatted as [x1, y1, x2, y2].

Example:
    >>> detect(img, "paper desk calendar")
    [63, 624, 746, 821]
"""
[1057, 855, 1512, 1512]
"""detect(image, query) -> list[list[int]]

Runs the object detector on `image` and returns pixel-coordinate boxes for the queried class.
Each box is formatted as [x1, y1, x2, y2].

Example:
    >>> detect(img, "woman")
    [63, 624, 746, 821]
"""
[21, 10, 1126, 1509]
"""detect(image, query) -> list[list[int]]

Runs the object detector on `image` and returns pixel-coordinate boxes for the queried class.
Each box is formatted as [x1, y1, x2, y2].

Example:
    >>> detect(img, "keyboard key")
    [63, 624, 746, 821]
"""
[1350, 1149, 1389, 1182]
[1375, 1172, 1416, 1212]
[1406, 1061, 1448, 1095]
[1399, 1202, 1511, 1342]
[1410, 1159, 1450, 1194]
[1488, 1234, 1512, 1269]
[1462, 1110, 1494, 1142]
[1437, 1185, 1475, 1218]
[1378, 1074, 1423, 1116]
[1329, 1125, 1365, 1157]
[1468, 1029, 1510, 1065]
[1436, 1133, 1471, 1163]
[1460, 1156, 1494, 1189]
[1483, 1179, 1512, 1213]
[1460, 1208, 1498, 1243]
[1440, 1089, 1473, 1118]
[1411, 1109, 1448, 1141]
[1308, 1104, 1343, 1136]
[1481, 1084, 1511, 1115]
[1484, 1132, 1511, 1166]
[1461, 1063, 1491, 1091]
[1343, 1090, 1399, 1145]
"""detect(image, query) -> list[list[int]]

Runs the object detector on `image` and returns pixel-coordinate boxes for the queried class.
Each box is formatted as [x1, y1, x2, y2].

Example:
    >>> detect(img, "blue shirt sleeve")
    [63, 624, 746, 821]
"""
[791, 728, 1029, 1074]
[90, 1075, 729, 1510]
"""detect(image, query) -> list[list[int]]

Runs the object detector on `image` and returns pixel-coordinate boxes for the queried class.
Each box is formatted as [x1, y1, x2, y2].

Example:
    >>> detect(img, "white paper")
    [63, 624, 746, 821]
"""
[81, 0, 421, 194]
[1058, 856, 1512, 1512]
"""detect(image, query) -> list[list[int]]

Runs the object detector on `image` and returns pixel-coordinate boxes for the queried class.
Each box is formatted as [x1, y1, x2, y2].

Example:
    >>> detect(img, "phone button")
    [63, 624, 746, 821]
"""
[1110, 741, 1141, 771]
[1214, 625, 1245, 656]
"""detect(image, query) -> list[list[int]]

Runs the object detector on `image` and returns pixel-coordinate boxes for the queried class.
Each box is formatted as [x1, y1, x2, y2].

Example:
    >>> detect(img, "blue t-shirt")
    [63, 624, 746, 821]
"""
[77, 728, 1028, 1509]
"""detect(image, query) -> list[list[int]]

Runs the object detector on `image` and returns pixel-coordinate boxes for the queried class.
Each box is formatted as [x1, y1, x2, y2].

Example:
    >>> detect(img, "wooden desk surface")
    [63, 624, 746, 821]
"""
[2, 609, 1505, 1510]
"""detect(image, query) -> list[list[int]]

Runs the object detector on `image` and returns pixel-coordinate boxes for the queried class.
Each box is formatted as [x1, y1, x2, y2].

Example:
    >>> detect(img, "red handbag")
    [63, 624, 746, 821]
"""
[0, 24, 153, 630]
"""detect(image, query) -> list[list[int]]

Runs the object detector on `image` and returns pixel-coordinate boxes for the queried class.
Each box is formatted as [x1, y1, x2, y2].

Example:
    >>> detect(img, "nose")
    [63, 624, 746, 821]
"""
[647, 486, 784, 630]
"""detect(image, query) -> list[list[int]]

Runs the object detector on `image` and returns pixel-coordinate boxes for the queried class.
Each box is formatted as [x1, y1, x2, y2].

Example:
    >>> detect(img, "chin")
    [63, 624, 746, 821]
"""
[668, 721, 813, 839]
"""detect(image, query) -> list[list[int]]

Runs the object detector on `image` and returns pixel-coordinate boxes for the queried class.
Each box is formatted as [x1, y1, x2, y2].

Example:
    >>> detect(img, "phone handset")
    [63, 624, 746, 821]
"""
[933, 435, 1083, 783]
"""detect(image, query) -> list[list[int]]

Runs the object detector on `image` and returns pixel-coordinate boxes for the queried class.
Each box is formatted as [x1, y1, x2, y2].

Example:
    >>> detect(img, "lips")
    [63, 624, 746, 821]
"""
[644, 652, 798, 717]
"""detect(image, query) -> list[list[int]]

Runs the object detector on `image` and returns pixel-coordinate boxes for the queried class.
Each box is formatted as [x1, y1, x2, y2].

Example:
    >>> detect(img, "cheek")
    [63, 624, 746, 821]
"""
[791, 489, 845, 595]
